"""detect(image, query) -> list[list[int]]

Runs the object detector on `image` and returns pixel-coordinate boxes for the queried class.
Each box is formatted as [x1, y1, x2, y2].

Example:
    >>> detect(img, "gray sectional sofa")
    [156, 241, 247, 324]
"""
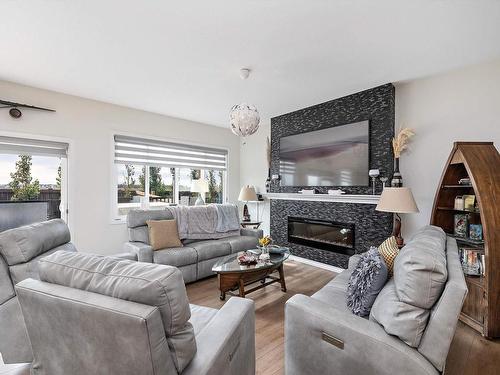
[15, 251, 256, 375]
[285, 225, 468, 375]
[0, 219, 77, 364]
[124, 209, 263, 283]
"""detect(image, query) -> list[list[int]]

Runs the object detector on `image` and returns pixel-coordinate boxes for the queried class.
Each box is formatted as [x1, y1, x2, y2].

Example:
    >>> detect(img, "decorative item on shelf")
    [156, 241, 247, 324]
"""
[459, 177, 471, 185]
[230, 68, 260, 143]
[463, 194, 475, 211]
[190, 179, 209, 206]
[298, 189, 315, 194]
[454, 196, 465, 210]
[238, 185, 258, 221]
[459, 248, 483, 276]
[376, 187, 419, 247]
[469, 224, 483, 241]
[265, 136, 271, 193]
[327, 189, 345, 195]
[454, 214, 468, 238]
[369, 169, 380, 194]
[391, 127, 415, 187]
[379, 176, 388, 189]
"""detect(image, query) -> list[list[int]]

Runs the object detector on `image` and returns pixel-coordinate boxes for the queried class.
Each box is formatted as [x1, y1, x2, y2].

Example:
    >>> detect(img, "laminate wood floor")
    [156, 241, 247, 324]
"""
[186, 260, 500, 375]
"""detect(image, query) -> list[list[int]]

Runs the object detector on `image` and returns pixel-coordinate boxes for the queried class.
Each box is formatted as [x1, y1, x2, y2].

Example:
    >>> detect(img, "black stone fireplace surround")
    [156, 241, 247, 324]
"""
[269, 84, 395, 268]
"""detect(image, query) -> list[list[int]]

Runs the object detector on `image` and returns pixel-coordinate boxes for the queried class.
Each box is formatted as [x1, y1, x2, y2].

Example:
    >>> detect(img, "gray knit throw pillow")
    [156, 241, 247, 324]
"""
[346, 247, 388, 317]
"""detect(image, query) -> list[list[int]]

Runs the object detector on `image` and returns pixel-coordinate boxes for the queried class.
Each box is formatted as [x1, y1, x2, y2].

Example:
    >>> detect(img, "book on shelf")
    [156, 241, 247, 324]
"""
[459, 247, 485, 276]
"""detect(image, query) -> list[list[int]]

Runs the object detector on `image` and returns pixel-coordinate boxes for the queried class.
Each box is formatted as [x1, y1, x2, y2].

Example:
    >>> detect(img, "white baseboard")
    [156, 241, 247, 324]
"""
[289, 255, 344, 273]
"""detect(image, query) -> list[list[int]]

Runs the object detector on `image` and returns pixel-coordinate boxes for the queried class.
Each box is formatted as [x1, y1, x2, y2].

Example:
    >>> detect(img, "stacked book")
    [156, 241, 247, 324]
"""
[459, 247, 485, 276]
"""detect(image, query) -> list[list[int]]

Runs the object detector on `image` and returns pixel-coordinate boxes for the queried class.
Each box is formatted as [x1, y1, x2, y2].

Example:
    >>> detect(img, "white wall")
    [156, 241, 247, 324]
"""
[0, 80, 241, 254]
[240, 59, 500, 239]
[396, 59, 500, 237]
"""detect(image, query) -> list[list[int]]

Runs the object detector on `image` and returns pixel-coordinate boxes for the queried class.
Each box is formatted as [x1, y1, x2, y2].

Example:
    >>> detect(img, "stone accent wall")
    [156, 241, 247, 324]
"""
[269, 84, 395, 267]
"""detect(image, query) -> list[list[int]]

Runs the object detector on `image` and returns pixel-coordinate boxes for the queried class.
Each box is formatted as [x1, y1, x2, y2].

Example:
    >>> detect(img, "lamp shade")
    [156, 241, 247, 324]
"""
[238, 185, 258, 202]
[190, 179, 209, 193]
[376, 187, 419, 214]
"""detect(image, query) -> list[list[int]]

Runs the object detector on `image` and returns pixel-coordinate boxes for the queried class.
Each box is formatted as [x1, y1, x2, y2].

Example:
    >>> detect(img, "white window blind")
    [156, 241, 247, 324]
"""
[114, 135, 227, 171]
[0, 136, 68, 158]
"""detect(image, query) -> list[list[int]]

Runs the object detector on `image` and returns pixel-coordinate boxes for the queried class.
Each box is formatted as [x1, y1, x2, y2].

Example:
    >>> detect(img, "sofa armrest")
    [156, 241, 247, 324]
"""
[285, 294, 438, 375]
[123, 242, 153, 263]
[183, 297, 255, 375]
[240, 228, 263, 239]
[109, 252, 138, 261]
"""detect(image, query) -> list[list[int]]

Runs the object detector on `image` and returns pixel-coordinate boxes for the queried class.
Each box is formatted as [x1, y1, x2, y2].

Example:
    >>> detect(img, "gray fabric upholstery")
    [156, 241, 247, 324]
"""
[239, 228, 263, 239]
[0, 297, 32, 364]
[9, 243, 77, 285]
[223, 235, 259, 253]
[128, 226, 150, 244]
[285, 229, 467, 375]
[190, 240, 231, 261]
[127, 209, 174, 228]
[285, 294, 439, 375]
[189, 304, 218, 336]
[154, 246, 198, 266]
[178, 264, 198, 284]
[16, 278, 175, 375]
[394, 226, 447, 309]
[0, 219, 70, 265]
[370, 279, 430, 347]
[418, 236, 468, 371]
[183, 298, 255, 375]
[0, 363, 31, 375]
[38, 250, 196, 373]
[124, 241, 153, 262]
[0, 254, 15, 305]
[125, 209, 264, 283]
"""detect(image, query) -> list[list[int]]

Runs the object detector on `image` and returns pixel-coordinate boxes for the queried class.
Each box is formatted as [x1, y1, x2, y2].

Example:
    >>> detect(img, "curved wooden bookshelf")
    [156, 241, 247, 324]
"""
[431, 142, 500, 338]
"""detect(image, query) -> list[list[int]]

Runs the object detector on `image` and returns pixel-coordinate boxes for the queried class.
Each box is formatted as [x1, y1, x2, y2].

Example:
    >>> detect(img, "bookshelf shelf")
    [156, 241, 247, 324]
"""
[431, 142, 500, 338]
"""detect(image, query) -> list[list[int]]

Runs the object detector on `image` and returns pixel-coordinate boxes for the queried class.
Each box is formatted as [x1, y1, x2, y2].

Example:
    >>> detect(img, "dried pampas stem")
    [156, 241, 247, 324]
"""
[392, 127, 415, 158]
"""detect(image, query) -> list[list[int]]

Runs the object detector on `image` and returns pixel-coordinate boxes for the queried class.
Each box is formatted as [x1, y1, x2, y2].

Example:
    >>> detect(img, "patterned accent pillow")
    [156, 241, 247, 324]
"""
[378, 236, 399, 276]
[346, 247, 388, 317]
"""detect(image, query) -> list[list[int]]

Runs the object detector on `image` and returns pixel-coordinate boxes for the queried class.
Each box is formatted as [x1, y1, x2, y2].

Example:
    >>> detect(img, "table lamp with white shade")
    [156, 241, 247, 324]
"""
[376, 187, 419, 246]
[190, 179, 209, 206]
[238, 185, 258, 222]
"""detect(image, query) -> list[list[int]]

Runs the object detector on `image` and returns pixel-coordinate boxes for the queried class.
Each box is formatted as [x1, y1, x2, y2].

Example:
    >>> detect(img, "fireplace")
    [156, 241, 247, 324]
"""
[287, 216, 355, 256]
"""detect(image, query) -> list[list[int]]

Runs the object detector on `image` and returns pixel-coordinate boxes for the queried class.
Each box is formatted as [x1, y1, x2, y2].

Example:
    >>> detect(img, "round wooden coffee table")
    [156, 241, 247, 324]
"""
[212, 250, 290, 300]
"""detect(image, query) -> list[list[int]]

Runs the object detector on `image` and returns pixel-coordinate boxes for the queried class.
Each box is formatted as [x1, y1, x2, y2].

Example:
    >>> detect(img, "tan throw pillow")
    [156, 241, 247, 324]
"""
[146, 219, 183, 250]
[378, 236, 399, 276]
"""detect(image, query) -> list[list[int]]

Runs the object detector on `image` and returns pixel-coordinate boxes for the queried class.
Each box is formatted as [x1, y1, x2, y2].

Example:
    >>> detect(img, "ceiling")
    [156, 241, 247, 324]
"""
[1, 1, 500, 128]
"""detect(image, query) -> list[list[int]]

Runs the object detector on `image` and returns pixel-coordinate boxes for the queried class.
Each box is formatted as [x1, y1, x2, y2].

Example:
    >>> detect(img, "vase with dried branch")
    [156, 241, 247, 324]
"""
[265, 136, 271, 192]
[391, 127, 415, 187]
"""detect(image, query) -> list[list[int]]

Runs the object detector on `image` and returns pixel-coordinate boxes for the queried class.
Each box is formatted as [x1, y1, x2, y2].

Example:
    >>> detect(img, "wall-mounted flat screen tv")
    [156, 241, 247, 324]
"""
[279, 120, 369, 187]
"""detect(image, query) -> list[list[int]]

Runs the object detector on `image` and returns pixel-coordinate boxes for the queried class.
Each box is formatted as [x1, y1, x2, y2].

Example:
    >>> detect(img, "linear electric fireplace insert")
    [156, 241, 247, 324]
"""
[287, 216, 355, 256]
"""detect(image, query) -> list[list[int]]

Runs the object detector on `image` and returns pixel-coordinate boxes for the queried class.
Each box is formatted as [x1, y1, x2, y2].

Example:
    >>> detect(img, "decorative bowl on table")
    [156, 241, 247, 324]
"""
[238, 252, 258, 265]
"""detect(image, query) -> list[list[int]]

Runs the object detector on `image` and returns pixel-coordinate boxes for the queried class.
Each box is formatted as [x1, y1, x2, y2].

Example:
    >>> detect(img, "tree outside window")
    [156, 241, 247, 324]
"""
[9, 155, 40, 201]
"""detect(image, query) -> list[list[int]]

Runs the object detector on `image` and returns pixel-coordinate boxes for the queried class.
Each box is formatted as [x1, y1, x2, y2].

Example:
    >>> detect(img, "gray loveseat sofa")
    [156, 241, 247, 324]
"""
[285, 225, 467, 375]
[124, 208, 263, 283]
[15, 251, 255, 375]
[0, 219, 76, 364]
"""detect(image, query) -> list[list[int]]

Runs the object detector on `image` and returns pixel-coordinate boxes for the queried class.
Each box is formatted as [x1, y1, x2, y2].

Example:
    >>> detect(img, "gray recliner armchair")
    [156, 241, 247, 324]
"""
[15, 250, 256, 375]
[0, 219, 76, 363]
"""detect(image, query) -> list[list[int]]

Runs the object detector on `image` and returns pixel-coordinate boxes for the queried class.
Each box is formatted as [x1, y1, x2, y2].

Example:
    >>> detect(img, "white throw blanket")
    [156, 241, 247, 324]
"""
[166, 204, 239, 240]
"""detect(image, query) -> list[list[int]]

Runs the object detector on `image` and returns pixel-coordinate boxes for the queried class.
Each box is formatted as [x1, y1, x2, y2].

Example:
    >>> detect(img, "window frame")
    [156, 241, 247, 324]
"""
[111, 133, 228, 224]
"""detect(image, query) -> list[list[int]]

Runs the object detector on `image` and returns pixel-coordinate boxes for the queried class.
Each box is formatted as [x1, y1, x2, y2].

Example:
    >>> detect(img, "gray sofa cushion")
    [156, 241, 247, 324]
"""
[311, 284, 351, 314]
[8, 243, 77, 285]
[394, 226, 447, 309]
[189, 304, 218, 336]
[0, 219, 70, 265]
[153, 246, 198, 267]
[223, 235, 259, 253]
[190, 240, 231, 261]
[346, 247, 388, 317]
[370, 279, 430, 347]
[38, 250, 196, 373]
[127, 209, 174, 228]
[128, 226, 150, 244]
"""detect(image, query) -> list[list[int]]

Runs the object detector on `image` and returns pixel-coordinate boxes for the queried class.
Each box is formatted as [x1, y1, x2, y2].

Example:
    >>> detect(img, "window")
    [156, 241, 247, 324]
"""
[113, 135, 227, 219]
[0, 136, 69, 221]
